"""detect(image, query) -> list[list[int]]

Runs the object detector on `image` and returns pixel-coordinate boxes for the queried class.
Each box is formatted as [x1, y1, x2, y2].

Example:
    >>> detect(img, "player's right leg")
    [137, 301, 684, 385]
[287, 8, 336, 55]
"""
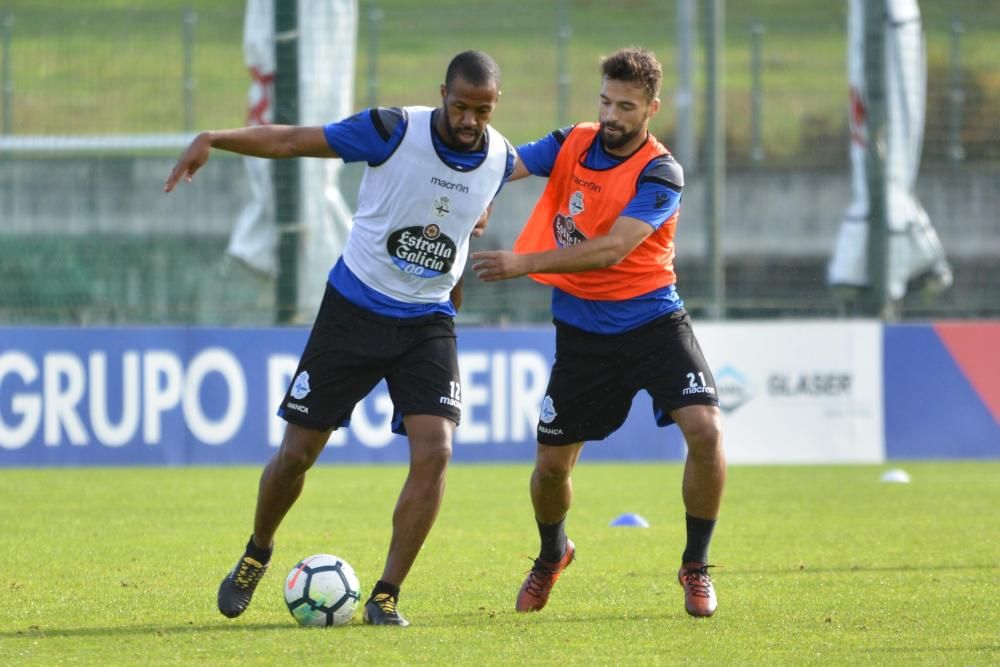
[217, 422, 332, 618]
[516, 442, 583, 612]
[515, 320, 634, 613]
[218, 284, 393, 619]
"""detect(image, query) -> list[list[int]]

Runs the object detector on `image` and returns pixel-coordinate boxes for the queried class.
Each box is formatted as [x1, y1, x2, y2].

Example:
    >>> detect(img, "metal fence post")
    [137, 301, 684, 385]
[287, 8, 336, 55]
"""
[182, 7, 197, 132]
[750, 20, 765, 163]
[555, 0, 572, 127]
[947, 17, 965, 162]
[675, 0, 696, 172]
[704, 0, 726, 319]
[1, 11, 13, 135]
[274, 1, 300, 323]
[863, 0, 890, 318]
[366, 1, 382, 109]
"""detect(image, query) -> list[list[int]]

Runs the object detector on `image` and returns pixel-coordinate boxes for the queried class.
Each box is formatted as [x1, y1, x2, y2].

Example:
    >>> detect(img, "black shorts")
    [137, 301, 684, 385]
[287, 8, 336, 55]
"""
[278, 285, 461, 434]
[537, 309, 718, 446]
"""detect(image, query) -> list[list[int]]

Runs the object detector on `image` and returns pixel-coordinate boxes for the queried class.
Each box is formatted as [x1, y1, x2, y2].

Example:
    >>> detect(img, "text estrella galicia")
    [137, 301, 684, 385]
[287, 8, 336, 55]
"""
[386, 225, 458, 278]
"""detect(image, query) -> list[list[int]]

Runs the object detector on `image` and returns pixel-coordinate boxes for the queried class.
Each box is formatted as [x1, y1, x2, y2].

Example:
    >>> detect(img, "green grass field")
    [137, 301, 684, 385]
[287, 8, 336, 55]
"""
[1, 462, 997, 665]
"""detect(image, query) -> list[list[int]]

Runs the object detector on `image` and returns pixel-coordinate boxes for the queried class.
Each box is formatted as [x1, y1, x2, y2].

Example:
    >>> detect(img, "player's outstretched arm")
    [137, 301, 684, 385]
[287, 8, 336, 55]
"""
[163, 132, 213, 192]
[472, 215, 653, 282]
[163, 125, 338, 192]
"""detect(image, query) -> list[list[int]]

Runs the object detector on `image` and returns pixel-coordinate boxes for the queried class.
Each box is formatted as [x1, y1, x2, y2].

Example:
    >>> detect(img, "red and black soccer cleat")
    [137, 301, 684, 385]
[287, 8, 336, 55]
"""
[515, 538, 576, 612]
[677, 562, 718, 617]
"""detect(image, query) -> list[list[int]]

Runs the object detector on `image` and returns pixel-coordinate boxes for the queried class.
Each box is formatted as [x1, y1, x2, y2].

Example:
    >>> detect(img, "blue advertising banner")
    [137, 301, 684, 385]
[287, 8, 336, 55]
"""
[883, 323, 1000, 459]
[1, 328, 300, 466]
[4, 322, 998, 467]
[0, 327, 566, 466]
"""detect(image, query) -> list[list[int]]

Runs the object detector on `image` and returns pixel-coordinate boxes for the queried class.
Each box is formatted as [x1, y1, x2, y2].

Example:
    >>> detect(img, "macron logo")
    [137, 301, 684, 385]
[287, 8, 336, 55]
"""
[430, 176, 469, 193]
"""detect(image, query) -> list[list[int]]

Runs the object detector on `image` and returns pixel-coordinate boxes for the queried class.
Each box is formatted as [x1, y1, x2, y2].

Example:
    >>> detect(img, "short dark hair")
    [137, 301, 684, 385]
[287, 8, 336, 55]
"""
[445, 50, 501, 89]
[600, 47, 662, 101]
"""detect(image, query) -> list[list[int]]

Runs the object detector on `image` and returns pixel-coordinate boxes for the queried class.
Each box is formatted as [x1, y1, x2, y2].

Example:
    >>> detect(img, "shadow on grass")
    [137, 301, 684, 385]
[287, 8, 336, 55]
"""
[0, 621, 292, 640]
[0, 613, 684, 638]
[729, 563, 998, 576]
[421, 609, 692, 627]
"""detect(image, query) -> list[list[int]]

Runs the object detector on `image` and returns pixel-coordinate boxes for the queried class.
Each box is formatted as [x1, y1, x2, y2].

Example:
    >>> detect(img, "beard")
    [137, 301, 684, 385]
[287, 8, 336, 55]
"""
[442, 114, 483, 151]
[600, 121, 641, 151]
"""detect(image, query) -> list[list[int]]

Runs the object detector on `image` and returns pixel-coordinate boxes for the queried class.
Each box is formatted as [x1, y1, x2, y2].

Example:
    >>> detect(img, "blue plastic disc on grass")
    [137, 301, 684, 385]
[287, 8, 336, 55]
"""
[610, 512, 650, 527]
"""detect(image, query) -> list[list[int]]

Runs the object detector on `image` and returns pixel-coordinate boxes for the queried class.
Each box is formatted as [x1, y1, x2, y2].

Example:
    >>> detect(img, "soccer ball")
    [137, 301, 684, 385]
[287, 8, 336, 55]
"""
[283, 554, 361, 627]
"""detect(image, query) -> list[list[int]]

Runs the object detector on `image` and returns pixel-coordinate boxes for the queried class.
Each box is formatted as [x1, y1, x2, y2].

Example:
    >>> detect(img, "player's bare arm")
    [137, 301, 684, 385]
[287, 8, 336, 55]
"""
[163, 125, 337, 192]
[507, 151, 530, 181]
[472, 215, 654, 282]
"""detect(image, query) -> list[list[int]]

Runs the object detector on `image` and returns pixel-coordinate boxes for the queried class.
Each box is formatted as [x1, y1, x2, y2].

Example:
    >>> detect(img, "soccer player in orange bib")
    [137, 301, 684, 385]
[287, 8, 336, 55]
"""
[473, 47, 725, 618]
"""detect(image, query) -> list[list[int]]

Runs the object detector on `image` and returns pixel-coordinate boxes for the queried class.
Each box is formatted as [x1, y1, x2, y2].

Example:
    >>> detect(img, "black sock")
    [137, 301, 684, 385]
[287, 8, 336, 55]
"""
[537, 518, 567, 563]
[681, 513, 717, 565]
[245, 535, 272, 564]
[371, 580, 400, 600]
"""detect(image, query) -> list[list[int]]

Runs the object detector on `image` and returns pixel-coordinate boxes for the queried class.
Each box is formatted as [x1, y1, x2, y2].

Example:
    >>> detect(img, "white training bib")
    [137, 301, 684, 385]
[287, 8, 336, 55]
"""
[341, 107, 508, 304]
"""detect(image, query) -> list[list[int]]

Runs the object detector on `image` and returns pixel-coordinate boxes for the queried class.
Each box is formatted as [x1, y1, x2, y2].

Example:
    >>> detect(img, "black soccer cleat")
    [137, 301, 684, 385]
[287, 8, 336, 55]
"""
[217, 555, 270, 618]
[363, 593, 410, 627]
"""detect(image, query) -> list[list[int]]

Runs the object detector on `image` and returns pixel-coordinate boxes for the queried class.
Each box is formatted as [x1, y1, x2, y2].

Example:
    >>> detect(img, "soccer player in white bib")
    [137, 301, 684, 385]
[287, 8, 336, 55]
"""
[165, 50, 515, 627]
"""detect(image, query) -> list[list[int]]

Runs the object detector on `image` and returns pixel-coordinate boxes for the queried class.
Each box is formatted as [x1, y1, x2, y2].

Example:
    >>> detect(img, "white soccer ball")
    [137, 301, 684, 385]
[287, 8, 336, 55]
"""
[283, 554, 361, 627]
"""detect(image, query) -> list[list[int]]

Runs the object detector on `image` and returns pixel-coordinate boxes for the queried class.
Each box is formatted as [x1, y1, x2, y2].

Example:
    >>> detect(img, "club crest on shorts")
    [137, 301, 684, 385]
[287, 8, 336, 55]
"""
[291, 371, 311, 400]
[540, 395, 558, 424]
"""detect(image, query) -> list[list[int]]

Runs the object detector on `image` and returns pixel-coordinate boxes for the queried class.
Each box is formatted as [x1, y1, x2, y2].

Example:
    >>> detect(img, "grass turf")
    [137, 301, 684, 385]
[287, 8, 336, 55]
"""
[1, 462, 997, 665]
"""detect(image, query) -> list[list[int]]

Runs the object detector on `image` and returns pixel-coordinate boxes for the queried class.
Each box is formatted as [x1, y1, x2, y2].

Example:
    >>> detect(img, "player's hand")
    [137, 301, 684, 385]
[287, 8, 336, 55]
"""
[163, 132, 212, 192]
[471, 250, 527, 282]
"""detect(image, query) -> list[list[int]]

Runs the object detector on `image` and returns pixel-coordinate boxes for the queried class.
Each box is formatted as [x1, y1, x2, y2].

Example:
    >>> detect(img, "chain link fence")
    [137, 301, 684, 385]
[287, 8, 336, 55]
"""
[1, 0, 998, 324]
